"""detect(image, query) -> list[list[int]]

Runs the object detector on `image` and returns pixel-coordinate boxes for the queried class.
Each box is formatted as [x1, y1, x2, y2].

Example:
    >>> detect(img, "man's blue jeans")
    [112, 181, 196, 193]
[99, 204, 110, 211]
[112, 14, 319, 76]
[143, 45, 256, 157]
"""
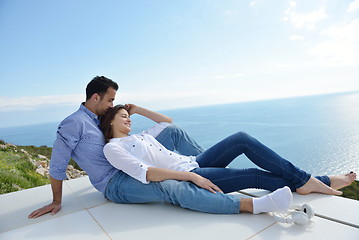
[193, 131, 330, 193]
[105, 125, 241, 214]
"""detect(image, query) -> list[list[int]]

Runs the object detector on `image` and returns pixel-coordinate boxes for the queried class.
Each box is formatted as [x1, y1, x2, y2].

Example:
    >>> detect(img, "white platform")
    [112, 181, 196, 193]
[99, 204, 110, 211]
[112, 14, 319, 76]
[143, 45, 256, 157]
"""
[1, 176, 358, 240]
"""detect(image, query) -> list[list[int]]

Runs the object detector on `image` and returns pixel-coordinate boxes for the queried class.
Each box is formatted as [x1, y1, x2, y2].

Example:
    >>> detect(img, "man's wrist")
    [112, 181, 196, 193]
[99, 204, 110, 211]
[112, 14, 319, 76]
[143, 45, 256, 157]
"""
[52, 199, 62, 204]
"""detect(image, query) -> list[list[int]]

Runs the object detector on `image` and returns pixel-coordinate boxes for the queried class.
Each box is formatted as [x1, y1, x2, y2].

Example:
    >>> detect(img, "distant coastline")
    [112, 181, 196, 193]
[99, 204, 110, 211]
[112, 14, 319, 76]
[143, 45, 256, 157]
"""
[1, 90, 358, 129]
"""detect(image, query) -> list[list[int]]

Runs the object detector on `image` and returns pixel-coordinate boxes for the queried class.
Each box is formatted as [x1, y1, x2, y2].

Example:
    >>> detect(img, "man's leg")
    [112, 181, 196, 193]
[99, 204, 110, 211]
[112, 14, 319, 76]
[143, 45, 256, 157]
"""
[155, 125, 205, 156]
[105, 171, 240, 214]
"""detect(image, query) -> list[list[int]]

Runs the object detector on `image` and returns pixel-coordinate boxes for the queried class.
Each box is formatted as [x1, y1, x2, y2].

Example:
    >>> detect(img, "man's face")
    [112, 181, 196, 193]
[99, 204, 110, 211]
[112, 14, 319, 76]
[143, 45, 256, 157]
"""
[95, 87, 116, 116]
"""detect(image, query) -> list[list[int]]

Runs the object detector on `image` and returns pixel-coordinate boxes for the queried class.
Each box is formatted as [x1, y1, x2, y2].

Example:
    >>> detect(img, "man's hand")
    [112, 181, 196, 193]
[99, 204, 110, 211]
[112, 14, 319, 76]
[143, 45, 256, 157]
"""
[28, 201, 61, 219]
[190, 174, 223, 194]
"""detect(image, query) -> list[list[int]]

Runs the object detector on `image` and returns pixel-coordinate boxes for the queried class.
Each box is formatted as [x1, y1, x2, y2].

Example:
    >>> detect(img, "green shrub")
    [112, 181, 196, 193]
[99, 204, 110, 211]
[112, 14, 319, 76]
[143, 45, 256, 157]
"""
[341, 180, 359, 200]
[0, 150, 49, 194]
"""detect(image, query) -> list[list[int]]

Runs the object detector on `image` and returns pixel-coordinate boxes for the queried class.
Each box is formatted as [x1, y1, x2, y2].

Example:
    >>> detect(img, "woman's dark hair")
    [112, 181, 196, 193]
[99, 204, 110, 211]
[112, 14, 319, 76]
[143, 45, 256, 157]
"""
[100, 104, 127, 143]
[86, 76, 119, 100]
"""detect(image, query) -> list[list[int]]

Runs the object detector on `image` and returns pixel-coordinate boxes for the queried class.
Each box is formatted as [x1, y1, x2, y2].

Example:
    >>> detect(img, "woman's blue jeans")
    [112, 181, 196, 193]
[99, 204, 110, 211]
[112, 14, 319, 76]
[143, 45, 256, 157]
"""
[193, 131, 330, 193]
[105, 125, 241, 214]
[155, 125, 205, 156]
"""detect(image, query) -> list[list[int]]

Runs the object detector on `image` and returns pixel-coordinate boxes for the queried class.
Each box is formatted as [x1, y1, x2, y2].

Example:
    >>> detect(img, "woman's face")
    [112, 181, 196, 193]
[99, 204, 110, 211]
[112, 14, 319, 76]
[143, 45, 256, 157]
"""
[112, 108, 131, 136]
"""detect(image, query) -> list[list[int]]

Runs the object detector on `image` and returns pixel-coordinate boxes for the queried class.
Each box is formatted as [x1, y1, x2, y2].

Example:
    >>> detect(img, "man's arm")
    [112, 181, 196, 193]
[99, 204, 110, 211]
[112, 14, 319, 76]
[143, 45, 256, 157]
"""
[28, 115, 80, 219]
[28, 176, 63, 218]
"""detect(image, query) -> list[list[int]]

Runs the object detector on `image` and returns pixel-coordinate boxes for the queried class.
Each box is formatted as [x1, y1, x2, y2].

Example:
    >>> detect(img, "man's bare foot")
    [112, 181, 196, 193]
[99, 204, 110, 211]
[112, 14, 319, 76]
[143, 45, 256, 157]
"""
[297, 177, 342, 195]
[330, 172, 357, 190]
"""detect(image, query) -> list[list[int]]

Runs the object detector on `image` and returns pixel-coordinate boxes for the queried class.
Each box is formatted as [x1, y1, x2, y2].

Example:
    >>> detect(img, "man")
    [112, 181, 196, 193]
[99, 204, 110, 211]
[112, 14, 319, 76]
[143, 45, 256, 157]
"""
[29, 76, 119, 217]
[29, 76, 291, 218]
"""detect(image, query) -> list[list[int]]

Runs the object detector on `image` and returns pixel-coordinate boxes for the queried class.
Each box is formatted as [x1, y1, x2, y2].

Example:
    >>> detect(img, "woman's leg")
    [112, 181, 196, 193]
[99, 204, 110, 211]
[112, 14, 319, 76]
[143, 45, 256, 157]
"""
[195, 131, 311, 189]
[196, 132, 344, 195]
[192, 167, 296, 193]
[155, 125, 205, 156]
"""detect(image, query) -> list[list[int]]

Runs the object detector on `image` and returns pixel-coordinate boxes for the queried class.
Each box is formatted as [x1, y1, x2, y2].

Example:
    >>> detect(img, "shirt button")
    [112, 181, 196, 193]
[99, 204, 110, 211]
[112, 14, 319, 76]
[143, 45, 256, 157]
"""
[159, 149, 161, 151]
[133, 145, 135, 147]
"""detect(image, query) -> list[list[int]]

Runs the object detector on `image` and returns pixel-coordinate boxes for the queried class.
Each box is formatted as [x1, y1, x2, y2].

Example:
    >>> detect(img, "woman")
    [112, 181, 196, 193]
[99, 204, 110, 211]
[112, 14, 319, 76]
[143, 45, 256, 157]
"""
[100, 104, 356, 214]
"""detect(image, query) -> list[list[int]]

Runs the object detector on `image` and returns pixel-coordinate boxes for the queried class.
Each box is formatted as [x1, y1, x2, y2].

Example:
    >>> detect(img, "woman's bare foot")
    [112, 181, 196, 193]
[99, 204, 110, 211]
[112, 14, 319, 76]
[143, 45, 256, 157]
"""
[297, 177, 342, 195]
[329, 172, 357, 190]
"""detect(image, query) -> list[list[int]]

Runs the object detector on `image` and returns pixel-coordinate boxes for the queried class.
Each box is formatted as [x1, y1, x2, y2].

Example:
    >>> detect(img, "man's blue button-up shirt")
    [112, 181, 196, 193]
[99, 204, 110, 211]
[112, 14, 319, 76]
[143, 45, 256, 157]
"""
[49, 103, 119, 194]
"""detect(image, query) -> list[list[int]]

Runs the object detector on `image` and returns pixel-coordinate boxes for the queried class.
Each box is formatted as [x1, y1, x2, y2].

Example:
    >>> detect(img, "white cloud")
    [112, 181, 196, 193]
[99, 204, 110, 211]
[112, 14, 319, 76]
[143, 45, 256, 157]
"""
[0, 94, 84, 112]
[222, 9, 240, 24]
[192, 73, 244, 80]
[223, 9, 239, 17]
[310, 18, 359, 66]
[250, 0, 262, 8]
[276, 63, 302, 69]
[289, 35, 304, 40]
[283, 1, 327, 30]
[118, 90, 243, 110]
[347, 0, 359, 12]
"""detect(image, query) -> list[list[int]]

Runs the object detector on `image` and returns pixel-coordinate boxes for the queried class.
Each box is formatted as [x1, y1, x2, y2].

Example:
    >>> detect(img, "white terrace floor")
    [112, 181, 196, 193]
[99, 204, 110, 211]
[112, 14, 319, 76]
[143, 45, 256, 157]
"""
[1, 176, 358, 240]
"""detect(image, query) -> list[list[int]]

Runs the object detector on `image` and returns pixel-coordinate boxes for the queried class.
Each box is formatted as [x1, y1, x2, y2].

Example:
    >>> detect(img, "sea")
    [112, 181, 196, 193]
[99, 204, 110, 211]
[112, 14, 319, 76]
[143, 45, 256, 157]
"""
[1, 92, 358, 177]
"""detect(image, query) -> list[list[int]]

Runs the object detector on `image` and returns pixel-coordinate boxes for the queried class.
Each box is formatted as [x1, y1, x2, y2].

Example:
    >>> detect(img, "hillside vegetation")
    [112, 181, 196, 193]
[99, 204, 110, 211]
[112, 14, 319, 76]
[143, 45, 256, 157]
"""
[0, 140, 358, 200]
[0, 140, 85, 194]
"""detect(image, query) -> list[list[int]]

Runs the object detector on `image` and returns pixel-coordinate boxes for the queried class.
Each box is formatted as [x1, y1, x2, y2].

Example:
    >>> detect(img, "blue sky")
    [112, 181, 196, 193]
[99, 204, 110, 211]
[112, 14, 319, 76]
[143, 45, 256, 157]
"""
[1, 0, 359, 128]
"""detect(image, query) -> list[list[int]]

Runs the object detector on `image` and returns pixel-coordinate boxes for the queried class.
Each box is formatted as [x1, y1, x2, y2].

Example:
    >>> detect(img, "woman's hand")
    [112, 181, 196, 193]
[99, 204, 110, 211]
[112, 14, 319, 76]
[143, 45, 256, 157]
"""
[146, 168, 222, 194]
[124, 104, 173, 123]
[190, 173, 223, 194]
[125, 103, 138, 116]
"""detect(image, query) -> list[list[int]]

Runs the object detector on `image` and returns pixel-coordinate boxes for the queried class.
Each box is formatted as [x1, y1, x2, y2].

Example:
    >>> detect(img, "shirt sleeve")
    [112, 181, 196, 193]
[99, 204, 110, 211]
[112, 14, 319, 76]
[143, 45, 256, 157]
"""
[103, 143, 150, 184]
[142, 122, 172, 138]
[49, 116, 81, 180]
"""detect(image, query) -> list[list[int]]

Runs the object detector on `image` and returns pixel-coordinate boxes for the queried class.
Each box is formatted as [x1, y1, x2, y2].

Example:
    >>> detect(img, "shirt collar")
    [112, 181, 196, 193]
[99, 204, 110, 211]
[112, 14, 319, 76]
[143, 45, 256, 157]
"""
[109, 137, 130, 143]
[80, 103, 100, 125]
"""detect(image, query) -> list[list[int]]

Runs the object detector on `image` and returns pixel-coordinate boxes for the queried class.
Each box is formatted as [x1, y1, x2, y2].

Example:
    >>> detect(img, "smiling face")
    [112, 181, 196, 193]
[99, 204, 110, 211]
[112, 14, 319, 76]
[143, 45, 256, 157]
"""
[111, 108, 131, 138]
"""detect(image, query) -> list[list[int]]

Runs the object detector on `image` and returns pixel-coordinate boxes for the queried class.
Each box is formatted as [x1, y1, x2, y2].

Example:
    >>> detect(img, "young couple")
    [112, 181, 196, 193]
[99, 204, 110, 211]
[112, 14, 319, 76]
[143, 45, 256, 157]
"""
[29, 76, 356, 218]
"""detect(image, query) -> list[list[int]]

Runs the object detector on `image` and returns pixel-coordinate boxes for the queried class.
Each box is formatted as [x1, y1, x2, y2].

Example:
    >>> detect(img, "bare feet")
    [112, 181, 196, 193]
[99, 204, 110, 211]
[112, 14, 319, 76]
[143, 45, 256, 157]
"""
[297, 177, 342, 195]
[329, 172, 357, 190]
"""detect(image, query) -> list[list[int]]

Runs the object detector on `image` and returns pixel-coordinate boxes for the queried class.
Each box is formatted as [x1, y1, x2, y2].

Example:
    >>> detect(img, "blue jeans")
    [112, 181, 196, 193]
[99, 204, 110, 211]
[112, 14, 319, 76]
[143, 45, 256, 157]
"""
[105, 171, 240, 214]
[193, 132, 330, 193]
[105, 125, 241, 214]
[155, 124, 205, 156]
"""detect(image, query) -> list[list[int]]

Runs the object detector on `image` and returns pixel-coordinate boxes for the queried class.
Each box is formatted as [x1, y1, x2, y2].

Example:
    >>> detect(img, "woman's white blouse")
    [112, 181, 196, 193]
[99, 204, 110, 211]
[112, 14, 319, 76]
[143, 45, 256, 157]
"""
[103, 122, 199, 184]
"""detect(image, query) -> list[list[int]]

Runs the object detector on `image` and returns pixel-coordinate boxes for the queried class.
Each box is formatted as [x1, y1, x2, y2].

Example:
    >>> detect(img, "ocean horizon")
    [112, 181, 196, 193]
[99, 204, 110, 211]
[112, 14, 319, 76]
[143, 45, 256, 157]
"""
[1, 92, 358, 177]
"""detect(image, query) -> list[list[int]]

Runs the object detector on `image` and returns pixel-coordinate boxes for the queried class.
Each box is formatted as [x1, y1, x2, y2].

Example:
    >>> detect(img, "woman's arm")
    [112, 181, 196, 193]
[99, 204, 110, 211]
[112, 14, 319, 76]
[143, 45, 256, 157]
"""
[147, 167, 223, 194]
[126, 104, 172, 123]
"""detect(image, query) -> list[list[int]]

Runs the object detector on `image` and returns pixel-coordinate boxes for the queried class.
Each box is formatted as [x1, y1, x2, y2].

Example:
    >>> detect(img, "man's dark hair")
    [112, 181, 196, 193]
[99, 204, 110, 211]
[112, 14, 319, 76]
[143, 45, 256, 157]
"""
[86, 76, 119, 100]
